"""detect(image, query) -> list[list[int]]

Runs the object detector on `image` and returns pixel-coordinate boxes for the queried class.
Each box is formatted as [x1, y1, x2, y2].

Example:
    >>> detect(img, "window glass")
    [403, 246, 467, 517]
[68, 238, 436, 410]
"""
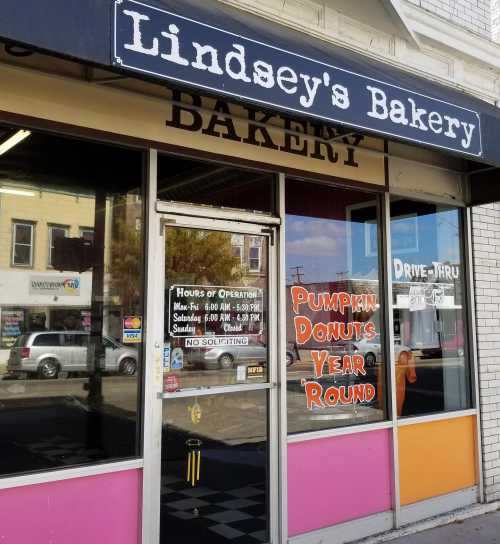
[12, 222, 33, 266]
[231, 234, 244, 264]
[390, 199, 471, 417]
[157, 154, 276, 214]
[103, 337, 116, 349]
[48, 225, 68, 266]
[0, 125, 144, 476]
[164, 227, 269, 389]
[79, 228, 94, 242]
[33, 334, 60, 347]
[249, 246, 261, 272]
[161, 390, 269, 543]
[61, 333, 83, 347]
[286, 179, 386, 434]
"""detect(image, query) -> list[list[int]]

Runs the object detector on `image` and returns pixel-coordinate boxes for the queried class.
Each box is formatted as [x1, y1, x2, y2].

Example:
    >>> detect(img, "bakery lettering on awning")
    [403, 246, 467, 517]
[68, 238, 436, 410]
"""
[291, 285, 377, 409]
[166, 90, 364, 169]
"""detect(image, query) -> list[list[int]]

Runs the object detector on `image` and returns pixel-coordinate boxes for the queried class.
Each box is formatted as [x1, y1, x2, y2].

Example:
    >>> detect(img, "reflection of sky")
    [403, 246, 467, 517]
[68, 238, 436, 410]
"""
[285, 208, 461, 285]
[285, 215, 378, 283]
[391, 209, 460, 268]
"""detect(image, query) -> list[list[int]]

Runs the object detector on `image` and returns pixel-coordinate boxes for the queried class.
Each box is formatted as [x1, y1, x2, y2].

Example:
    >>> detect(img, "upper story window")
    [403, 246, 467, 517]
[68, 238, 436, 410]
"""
[48, 225, 69, 267]
[249, 236, 262, 272]
[231, 234, 244, 264]
[12, 221, 34, 267]
[79, 228, 94, 242]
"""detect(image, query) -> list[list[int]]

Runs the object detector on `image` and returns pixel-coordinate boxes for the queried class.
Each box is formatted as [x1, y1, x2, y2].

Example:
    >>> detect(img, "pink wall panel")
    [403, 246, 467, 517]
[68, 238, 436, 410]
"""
[0, 469, 142, 544]
[288, 429, 392, 536]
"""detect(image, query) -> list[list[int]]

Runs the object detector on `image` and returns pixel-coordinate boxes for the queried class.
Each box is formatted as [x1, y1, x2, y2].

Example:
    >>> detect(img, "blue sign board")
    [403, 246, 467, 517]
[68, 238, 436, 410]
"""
[113, 0, 482, 157]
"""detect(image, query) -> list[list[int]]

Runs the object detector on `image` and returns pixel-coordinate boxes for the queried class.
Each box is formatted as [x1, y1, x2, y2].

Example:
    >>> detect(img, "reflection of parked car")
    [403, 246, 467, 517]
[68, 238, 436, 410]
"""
[310, 336, 381, 368]
[7, 331, 138, 379]
[420, 332, 465, 359]
[185, 338, 298, 369]
[352, 334, 382, 367]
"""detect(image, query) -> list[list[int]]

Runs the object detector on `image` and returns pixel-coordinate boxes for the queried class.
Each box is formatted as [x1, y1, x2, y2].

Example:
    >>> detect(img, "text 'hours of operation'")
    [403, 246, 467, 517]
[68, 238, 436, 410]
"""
[168, 284, 264, 337]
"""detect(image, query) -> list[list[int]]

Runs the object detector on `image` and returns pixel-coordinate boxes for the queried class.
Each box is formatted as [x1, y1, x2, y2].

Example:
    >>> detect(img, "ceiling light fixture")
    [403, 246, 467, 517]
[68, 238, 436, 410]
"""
[0, 129, 31, 157]
[0, 187, 35, 197]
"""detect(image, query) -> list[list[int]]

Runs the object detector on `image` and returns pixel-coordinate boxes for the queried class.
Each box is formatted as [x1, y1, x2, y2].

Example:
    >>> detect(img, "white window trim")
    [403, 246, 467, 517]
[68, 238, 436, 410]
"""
[79, 227, 94, 239]
[12, 221, 34, 267]
[232, 243, 244, 265]
[0, 458, 144, 491]
[249, 245, 261, 272]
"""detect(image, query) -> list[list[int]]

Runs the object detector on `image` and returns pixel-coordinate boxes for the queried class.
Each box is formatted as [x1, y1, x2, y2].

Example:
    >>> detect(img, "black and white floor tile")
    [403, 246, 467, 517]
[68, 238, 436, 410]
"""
[19, 435, 103, 465]
[161, 475, 268, 542]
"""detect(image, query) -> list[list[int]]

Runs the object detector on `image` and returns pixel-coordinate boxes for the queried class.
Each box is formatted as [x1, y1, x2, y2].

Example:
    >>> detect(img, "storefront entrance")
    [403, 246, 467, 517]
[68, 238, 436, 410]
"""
[158, 215, 279, 544]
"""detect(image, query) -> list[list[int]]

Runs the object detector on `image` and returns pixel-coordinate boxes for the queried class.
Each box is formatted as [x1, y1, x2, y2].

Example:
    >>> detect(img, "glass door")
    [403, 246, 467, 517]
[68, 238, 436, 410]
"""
[159, 217, 277, 544]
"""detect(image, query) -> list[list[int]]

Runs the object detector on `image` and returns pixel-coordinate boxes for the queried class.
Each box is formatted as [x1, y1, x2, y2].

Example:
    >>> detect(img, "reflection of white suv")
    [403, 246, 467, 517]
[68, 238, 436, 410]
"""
[7, 331, 138, 379]
[352, 334, 381, 367]
[185, 339, 298, 369]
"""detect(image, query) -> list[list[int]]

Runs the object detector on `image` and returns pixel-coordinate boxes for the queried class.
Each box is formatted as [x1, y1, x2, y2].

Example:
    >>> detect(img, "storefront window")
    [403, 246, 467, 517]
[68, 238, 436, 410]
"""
[286, 180, 387, 434]
[0, 126, 144, 476]
[157, 154, 276, 214]
[390, 199, 471, 417]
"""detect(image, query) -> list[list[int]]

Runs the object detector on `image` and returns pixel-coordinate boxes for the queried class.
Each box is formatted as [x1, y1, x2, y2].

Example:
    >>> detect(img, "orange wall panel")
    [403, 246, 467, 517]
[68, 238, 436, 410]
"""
[399, 416, 477, 505]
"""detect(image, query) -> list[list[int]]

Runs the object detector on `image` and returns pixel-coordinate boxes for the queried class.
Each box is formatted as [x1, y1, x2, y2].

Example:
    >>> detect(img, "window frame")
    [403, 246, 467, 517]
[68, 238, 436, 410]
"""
[0, 121, 146, 483]
[248, 245, 261, 272]
[388, 197, 473, 420]
[79, 227, 94, 241]
[284, 178, 390, 436]
[231, 233, 244, 265]
[48, 224, 69, 267]
[11, 220, 35, 268]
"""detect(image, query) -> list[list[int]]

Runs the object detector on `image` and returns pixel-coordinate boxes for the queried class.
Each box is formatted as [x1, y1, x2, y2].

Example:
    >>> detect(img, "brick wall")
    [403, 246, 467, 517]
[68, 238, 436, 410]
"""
[472, 203, 500, 503]
[493, 0, 500, 41]
[406, 0, 491, 38]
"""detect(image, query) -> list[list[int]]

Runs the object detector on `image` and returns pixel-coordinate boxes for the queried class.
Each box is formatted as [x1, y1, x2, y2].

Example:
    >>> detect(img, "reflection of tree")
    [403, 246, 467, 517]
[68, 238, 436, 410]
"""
[166, 228, 241, 284]
[109, 218, 142, 313]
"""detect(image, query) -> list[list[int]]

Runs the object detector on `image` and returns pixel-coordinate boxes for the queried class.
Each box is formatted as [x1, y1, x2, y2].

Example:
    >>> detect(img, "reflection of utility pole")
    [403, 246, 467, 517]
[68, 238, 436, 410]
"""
[85, 188, 105, 451]
[290, 265, 305, 284]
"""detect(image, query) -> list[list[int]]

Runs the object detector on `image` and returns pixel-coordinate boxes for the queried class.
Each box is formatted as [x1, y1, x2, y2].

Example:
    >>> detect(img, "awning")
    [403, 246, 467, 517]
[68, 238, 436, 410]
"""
[1, 0, 500, 178]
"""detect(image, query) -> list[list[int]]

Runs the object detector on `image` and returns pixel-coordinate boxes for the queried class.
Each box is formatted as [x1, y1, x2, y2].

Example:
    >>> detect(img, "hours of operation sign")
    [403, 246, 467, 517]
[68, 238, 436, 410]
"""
[168, 285, 263, 338]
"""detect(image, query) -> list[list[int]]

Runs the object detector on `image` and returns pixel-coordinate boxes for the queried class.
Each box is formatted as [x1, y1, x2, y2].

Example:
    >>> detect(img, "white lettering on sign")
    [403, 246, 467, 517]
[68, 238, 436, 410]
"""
[116, 1, 482, 156]
[185, 336, 249, 348]
[393, 258, 460, 282]
[168, 284, 263, 338]
[366, 86, 476, 149]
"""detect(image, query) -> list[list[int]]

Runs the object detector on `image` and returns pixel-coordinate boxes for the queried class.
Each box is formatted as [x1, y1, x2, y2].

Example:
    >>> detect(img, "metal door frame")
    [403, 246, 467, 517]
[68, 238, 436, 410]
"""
[141, 150, 281, 543]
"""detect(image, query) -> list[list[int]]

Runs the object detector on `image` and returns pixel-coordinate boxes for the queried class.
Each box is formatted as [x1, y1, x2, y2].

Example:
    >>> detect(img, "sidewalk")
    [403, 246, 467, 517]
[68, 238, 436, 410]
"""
[388, 511, 500, 543]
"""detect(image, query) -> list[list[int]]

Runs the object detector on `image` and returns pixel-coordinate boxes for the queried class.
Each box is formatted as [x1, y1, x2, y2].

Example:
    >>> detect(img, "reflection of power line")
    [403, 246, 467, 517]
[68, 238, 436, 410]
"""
[290, 265, 305, 284]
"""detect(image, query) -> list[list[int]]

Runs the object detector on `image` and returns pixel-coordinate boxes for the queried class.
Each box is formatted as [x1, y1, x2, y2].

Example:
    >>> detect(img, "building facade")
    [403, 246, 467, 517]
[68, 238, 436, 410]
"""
[0, 1, 500, 544]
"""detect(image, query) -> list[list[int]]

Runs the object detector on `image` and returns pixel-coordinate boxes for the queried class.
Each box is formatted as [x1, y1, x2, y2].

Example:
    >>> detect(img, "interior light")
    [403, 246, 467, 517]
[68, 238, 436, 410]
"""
[0, 129, 31, 157]
[0, 187, 35, 197]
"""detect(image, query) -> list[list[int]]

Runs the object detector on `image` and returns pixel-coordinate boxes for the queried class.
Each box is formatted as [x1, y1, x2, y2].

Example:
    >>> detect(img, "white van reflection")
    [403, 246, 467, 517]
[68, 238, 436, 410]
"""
[7, 331, 138, 378]
[184, 337, 298, 369]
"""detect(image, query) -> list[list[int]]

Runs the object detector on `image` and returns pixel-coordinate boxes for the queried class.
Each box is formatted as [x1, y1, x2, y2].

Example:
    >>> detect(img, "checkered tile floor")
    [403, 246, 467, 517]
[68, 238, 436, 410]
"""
[19, 435, 104, 465]
[161, 474, 268, 543]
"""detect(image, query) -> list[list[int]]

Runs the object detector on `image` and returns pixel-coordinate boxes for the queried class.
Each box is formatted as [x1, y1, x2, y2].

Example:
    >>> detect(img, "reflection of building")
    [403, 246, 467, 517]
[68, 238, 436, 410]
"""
[0, 186, 96, 360]
[231, 234, 267, 280]
[0, 182, 142, 361]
